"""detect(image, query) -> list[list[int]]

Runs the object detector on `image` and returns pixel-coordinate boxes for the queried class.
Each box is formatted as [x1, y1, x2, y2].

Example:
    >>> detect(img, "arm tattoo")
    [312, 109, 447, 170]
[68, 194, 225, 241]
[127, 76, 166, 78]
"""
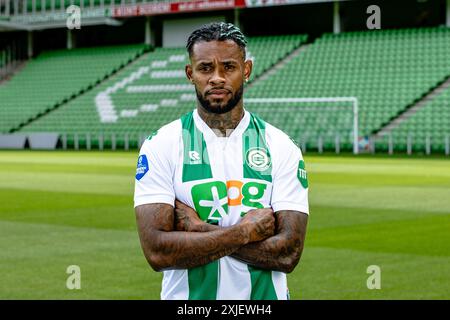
[135, 203, 250, 271]
[231, 210, 308, 273]
[182, 210, 308, 273]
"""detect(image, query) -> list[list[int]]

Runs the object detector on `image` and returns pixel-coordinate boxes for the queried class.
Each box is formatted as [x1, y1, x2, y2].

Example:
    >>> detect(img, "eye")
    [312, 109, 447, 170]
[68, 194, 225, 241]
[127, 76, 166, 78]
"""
[199, 65, 212, 72]
[225, 64, 236, 71]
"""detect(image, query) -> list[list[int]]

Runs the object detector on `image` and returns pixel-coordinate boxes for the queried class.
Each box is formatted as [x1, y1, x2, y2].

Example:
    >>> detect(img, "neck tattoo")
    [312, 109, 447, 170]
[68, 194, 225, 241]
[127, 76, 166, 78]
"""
[198, 107, 244, 137]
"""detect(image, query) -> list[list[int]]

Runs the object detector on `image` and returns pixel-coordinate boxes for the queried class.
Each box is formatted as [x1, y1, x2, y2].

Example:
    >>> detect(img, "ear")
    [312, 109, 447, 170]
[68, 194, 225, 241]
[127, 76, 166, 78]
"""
[244, 59, 253, 82]
[185, 64, 194, 84]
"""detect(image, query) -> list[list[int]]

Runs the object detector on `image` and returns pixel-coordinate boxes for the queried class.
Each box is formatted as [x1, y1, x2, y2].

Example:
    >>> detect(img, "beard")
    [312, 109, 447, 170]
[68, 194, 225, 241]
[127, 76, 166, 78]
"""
[195, 84, 244, 114]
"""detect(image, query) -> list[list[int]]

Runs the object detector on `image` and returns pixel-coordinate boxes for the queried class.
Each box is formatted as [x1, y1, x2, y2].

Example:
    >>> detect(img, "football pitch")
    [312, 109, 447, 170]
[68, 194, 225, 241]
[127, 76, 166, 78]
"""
[0, 151, 449, 300]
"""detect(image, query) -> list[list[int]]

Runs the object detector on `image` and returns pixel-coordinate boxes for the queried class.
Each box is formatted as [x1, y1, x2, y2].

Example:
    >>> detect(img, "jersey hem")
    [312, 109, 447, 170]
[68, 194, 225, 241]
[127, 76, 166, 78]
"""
[134, 195, 175, 208]
[271, 202, 309, 215]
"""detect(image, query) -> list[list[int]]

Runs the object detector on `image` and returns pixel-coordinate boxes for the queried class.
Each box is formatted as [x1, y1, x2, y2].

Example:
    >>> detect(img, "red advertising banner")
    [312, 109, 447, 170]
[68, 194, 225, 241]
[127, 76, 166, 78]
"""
[113, 0, 246, 18]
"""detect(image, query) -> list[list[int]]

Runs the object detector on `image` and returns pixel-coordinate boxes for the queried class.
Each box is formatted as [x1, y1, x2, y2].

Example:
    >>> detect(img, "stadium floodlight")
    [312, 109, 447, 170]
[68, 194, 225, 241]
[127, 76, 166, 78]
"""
[244, 97, 359, 154]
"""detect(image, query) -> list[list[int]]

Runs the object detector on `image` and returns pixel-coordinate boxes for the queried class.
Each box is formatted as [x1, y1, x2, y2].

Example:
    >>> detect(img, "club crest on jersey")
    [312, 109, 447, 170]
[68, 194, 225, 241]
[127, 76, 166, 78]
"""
[245, 147, 271, 171]
[136, 155, 149, 181]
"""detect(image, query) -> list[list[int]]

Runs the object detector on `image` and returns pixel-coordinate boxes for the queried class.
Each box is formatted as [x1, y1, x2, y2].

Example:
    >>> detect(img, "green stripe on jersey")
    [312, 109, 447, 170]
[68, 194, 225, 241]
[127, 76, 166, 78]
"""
[181, 111, 213, 182]
[242, 114, 272, 182]
[248, 266, 278, 300]
[188, 261, 219, 300]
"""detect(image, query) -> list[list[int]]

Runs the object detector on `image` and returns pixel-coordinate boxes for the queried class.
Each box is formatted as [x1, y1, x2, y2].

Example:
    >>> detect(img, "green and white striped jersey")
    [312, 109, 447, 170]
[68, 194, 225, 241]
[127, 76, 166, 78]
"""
[134, 109, 309, 300]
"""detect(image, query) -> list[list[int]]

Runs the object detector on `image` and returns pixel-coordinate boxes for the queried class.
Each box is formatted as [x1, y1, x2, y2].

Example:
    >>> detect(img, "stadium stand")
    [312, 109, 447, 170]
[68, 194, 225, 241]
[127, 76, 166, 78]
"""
[4, 28, 450, 152]
[17, 35, 307, 148]
[245, 27, 450, 151]
[383, 86, 450, 153]
[0, 44, 148, 134]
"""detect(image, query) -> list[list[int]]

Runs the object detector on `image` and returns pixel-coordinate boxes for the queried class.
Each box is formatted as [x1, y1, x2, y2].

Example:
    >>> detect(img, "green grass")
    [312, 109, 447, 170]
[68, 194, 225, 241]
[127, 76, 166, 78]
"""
[0, 151, 449, 299]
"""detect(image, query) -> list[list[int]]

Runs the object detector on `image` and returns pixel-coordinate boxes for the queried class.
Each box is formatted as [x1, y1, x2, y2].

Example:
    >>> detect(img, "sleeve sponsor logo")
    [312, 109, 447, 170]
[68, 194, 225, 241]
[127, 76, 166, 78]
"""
[297, 160, 308, 188]
[136, 155, 149, 181]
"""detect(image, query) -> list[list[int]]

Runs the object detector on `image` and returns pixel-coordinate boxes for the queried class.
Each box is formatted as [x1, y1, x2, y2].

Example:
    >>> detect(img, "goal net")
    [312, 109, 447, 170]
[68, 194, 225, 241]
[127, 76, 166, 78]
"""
[244, 97, 359, 154]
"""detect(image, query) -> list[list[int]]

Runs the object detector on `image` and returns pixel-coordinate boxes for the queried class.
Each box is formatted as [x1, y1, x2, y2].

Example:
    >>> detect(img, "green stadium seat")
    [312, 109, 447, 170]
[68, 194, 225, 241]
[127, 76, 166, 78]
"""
[0, 44, 147, 134]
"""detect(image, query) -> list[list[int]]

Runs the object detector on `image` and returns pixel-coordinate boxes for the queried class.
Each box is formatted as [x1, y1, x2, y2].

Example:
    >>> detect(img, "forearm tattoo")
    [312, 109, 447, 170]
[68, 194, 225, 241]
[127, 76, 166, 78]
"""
[231, 211, 308, 273]
[136, 203, 249, 270]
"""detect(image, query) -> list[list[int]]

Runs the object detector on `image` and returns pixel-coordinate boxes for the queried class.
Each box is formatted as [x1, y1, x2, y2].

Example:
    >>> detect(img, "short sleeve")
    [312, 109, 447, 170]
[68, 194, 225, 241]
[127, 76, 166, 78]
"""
[133, 133, 176, 208]
[270, 138, 309, 215]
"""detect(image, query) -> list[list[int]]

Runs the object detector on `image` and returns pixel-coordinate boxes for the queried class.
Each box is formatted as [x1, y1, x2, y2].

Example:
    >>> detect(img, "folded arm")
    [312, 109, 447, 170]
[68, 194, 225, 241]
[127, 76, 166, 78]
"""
[135, 203, 275, 272]
[231, 210, 308, 273]
[175, 200, 308, 273]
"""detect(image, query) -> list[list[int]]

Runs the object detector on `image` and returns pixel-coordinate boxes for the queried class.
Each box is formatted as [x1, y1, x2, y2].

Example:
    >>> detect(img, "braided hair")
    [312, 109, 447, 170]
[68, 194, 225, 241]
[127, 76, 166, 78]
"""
[186, 22, 247, 59]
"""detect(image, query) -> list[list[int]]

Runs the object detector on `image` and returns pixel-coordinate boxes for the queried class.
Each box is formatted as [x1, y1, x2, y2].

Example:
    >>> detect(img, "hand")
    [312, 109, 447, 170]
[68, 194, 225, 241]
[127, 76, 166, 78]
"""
[174, 199, 205, 232]
[240, 208, 275, 243]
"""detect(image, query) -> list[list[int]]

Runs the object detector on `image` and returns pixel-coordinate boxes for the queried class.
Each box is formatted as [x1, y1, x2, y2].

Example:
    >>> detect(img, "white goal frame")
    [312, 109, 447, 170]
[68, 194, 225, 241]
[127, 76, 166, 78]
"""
[245, 97, 359, 154]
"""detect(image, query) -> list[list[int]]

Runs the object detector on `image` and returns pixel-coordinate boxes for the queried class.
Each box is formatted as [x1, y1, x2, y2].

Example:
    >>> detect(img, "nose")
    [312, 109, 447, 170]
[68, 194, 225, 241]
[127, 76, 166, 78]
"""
[209, 68, 226, 86]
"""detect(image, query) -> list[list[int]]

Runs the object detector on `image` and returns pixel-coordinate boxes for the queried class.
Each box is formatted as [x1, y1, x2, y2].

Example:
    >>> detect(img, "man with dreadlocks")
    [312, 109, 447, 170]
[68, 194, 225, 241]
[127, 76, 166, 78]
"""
[134, 22, 309, 300]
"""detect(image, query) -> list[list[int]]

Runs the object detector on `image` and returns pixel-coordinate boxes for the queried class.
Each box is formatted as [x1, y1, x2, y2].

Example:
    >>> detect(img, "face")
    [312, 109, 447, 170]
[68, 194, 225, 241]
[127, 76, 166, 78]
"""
[186, 40, 252, 114]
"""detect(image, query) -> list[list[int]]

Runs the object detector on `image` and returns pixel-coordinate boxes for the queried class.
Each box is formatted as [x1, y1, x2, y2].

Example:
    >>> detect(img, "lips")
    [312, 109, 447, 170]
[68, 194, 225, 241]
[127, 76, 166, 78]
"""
[207, 89, 230, 96]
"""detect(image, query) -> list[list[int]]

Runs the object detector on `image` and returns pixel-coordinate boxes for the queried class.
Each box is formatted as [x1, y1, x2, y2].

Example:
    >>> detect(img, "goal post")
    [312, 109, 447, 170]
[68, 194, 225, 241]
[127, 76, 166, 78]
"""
[244, 97, 359, 154]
